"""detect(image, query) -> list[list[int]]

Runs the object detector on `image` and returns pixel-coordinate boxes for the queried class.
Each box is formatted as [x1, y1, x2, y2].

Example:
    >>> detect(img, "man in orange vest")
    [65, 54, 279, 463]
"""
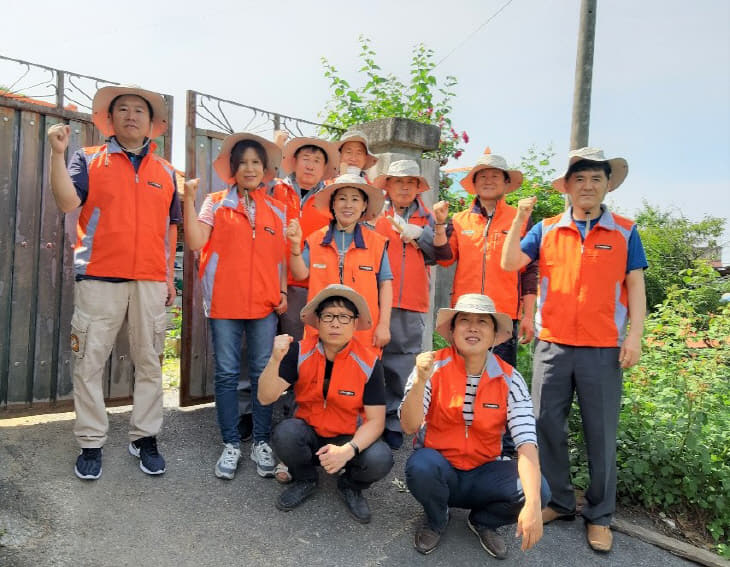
[501, 148, 647, 553]
[47, 85, 180, 480]
[373, 160, 450, 449]
[258, 285, 394, 523]
[400, 294, 549, 558]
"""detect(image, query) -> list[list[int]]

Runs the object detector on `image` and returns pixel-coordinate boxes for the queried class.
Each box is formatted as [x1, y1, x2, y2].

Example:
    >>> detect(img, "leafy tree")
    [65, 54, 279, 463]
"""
[635, 202, 726, 311]
[320, 36, 468, 195]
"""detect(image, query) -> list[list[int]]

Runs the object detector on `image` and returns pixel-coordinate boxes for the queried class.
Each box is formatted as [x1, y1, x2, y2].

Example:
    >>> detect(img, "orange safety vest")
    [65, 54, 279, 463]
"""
[419, 346, 514, 470]
[199, 187, 286, 319]
[536, 208, 633, 347]
[374, 197, 433, 313]
[74, 141, 176, 280]
[439, 199, 526, 319]
[294, 334, 380, 437]
[305, 222, 388, 346]
[269, 178, 331, 288]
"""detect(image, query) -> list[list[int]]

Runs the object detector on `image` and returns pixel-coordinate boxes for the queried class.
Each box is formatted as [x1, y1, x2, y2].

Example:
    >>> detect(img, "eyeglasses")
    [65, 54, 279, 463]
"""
[319, 313, 356, 324]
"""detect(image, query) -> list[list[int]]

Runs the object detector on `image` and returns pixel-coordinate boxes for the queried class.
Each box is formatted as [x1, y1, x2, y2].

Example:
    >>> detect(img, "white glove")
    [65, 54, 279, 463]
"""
[401, 223, 424, 242]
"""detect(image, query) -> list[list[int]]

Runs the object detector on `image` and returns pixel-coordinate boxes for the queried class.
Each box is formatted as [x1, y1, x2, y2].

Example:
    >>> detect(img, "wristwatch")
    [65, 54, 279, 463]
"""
[348, 441, 360, 456]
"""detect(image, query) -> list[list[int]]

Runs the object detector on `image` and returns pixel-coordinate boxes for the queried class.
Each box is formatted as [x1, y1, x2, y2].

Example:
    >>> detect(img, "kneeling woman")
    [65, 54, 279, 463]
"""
[400, 294, 551, 559]
[184, 133, 287, 480]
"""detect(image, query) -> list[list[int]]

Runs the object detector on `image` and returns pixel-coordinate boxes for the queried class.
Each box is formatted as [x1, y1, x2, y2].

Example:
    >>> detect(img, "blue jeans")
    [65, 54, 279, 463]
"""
[405, 448, 551, 532]
[209, 313, 277, 444]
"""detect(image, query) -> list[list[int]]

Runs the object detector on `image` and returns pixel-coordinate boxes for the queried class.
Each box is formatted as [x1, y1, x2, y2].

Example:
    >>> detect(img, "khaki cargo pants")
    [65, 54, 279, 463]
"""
[70, 280, 167, 448]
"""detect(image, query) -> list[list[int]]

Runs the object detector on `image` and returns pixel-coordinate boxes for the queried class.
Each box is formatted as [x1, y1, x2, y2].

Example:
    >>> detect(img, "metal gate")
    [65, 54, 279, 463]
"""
[180, 90, 341, 405]
[0, 56, 173, 415]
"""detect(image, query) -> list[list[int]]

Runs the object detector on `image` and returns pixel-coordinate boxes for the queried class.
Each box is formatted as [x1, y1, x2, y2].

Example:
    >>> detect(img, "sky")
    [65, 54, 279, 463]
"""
[2, 0, 729, 256]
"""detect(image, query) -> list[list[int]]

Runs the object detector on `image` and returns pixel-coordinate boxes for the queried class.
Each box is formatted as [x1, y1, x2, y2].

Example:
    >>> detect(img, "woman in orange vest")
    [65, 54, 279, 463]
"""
[400, 294, 550, 559]
[184, 133, 286, 482]
[286, 173, 392, 349]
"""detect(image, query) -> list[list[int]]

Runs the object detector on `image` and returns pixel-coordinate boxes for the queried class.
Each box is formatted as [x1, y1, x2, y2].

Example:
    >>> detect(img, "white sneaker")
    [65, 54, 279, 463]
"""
[215, 443, 241, 480]
[250, 441, 275, 478]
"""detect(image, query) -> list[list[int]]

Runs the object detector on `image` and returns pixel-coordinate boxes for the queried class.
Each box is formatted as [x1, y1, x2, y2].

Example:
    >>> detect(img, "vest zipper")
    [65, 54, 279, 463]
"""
[481, 213, 494, 294]
[465, 424, 470, 438]
[398, 240, 407, 307]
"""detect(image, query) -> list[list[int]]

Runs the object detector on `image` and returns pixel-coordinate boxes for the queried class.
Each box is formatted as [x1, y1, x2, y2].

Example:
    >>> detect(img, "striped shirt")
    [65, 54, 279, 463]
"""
[399, 354, 538, 450]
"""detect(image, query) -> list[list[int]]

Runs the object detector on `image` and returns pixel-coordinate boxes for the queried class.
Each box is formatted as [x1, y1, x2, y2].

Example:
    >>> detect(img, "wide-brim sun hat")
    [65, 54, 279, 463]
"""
[435, 294, 513, 347]
[213, 132, 282, 185]
[300, 284, 372, 331]
[313, 173, 385, 222]
[280, 137, 339, 180]
[374, 159, 430, 193]
[336, 130, 378, 170]
[552, 147, 629, 193]
[92, 85, 168, 139]
[460, 154, 523, 194]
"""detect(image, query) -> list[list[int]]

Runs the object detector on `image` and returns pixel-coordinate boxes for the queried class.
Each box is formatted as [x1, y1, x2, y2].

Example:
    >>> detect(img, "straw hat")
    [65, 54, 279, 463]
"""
[460, 154, 523, 194]
[312, 173, 385, 222]
[212, 132, 282, 185]
[300, 284, 372, 331]
[335, 130, 378, 170]
[92, 85, 168, 138]
[373, 160, 430, 193]
[552, 147, 629, 193]
[280, 137, 339, 180]
[435, 294, 513, 346]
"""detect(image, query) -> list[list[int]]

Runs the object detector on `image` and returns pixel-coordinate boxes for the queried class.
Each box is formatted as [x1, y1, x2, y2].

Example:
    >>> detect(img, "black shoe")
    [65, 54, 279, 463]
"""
[337, 480, 371, 524]
[238, 414, 253, 442]
[414, 521, 442, 555]
[276, 480, 318, 511]
[74, 448, 102, 480]
[382, 429, 404, 450]
[129, 436, 166, 475]
[468, 516, 507, 559]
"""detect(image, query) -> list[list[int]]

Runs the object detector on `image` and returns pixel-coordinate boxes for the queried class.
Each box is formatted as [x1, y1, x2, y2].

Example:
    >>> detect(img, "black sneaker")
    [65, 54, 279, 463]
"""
[382, 429, 404, 450]
[238, 414, 253, 443]
[129, 436, 166, 475]
[337, 479, 371, 524]
[468, 516, 507, 559]
[74, 448, 102, 480]
[276, 480, 318, 511]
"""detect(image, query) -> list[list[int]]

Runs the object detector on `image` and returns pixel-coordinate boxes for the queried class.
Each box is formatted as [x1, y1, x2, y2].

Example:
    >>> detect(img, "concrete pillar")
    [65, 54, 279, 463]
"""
[352, 118, 442, 350]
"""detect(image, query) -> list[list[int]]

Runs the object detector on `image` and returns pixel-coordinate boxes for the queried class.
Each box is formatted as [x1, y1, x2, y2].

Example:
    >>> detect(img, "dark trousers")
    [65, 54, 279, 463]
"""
[271, 418, 394, 490]
[531, 340, 623, 526]
[405, 448, 551, 532]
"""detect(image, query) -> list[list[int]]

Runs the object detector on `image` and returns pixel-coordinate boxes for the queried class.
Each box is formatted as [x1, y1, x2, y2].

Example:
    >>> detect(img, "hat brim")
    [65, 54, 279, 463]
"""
[435, 307, 513, 347]
[213, 133, 283, 185]
[92, 86, 168, 138]
[313, 180, 385, 222]
[280, 138, 339, 180]
[460, 165, 523, 194]
[552, 157, 628, 193]
[300, 285, 372, 331]
[374, 174, 430, 193]
[336, 135, 378, 170]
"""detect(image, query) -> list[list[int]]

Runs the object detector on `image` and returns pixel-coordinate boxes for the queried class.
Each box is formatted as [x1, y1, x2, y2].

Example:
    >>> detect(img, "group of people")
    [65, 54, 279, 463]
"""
[47, 84, 646, 560]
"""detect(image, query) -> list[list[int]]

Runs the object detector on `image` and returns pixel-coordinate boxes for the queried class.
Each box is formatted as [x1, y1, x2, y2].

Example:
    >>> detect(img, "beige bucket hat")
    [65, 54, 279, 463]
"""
[313, 173, 385, 222]
[435, 294, 513, 346]
[300, 284, 372, 331]
[460, 154, 523, 194]
[280, 137, 339, 180]
[336, 130, 378, 170]
[92, 85, 168, 138]
[552, 147, 629, 193]
[374, 160, 430, 193]
[212, 132, 282, 185]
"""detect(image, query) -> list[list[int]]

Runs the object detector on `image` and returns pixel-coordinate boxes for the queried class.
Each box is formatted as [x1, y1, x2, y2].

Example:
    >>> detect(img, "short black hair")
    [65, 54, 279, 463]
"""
[449, 312, 497, 332]
[315, 296, 358, 318]
[565, 159, 611, 181]
[294, 144, 328, 164]
[108, 94, 153, 120]
[473, 168, 510, 185]
[230, 139, 268, 178]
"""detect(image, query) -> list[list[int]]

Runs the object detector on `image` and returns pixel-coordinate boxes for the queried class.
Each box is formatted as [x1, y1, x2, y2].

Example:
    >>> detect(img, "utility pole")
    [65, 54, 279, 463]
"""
[570, 0, 597, 150]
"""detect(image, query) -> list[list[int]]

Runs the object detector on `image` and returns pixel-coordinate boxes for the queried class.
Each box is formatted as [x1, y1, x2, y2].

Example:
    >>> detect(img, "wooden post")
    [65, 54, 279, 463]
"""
[570, 0, 597, 150]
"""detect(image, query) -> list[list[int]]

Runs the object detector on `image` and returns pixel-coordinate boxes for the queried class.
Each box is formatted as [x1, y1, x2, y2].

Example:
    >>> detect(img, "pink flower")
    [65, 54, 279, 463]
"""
[462, 131, 469, 143]
[459, 197, 465, 207]
[454, 150, 463, 159]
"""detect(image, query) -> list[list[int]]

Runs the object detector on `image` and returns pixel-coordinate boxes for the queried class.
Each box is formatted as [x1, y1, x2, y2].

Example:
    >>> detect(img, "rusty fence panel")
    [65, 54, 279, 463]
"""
[0, 55, 173, 416]
[180, 89, 343, 406]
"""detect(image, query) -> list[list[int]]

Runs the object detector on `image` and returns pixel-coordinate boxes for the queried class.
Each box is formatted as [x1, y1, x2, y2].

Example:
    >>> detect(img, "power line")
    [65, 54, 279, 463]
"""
[434, 0, 517, 68]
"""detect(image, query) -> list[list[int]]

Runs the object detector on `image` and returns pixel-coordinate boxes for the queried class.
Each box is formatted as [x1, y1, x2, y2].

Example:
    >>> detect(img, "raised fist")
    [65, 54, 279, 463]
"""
[272, 334, 293, 362]
[432, 200, 449, 224]
[47, 123, 70, 154]
[415, 351, 435, 382]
